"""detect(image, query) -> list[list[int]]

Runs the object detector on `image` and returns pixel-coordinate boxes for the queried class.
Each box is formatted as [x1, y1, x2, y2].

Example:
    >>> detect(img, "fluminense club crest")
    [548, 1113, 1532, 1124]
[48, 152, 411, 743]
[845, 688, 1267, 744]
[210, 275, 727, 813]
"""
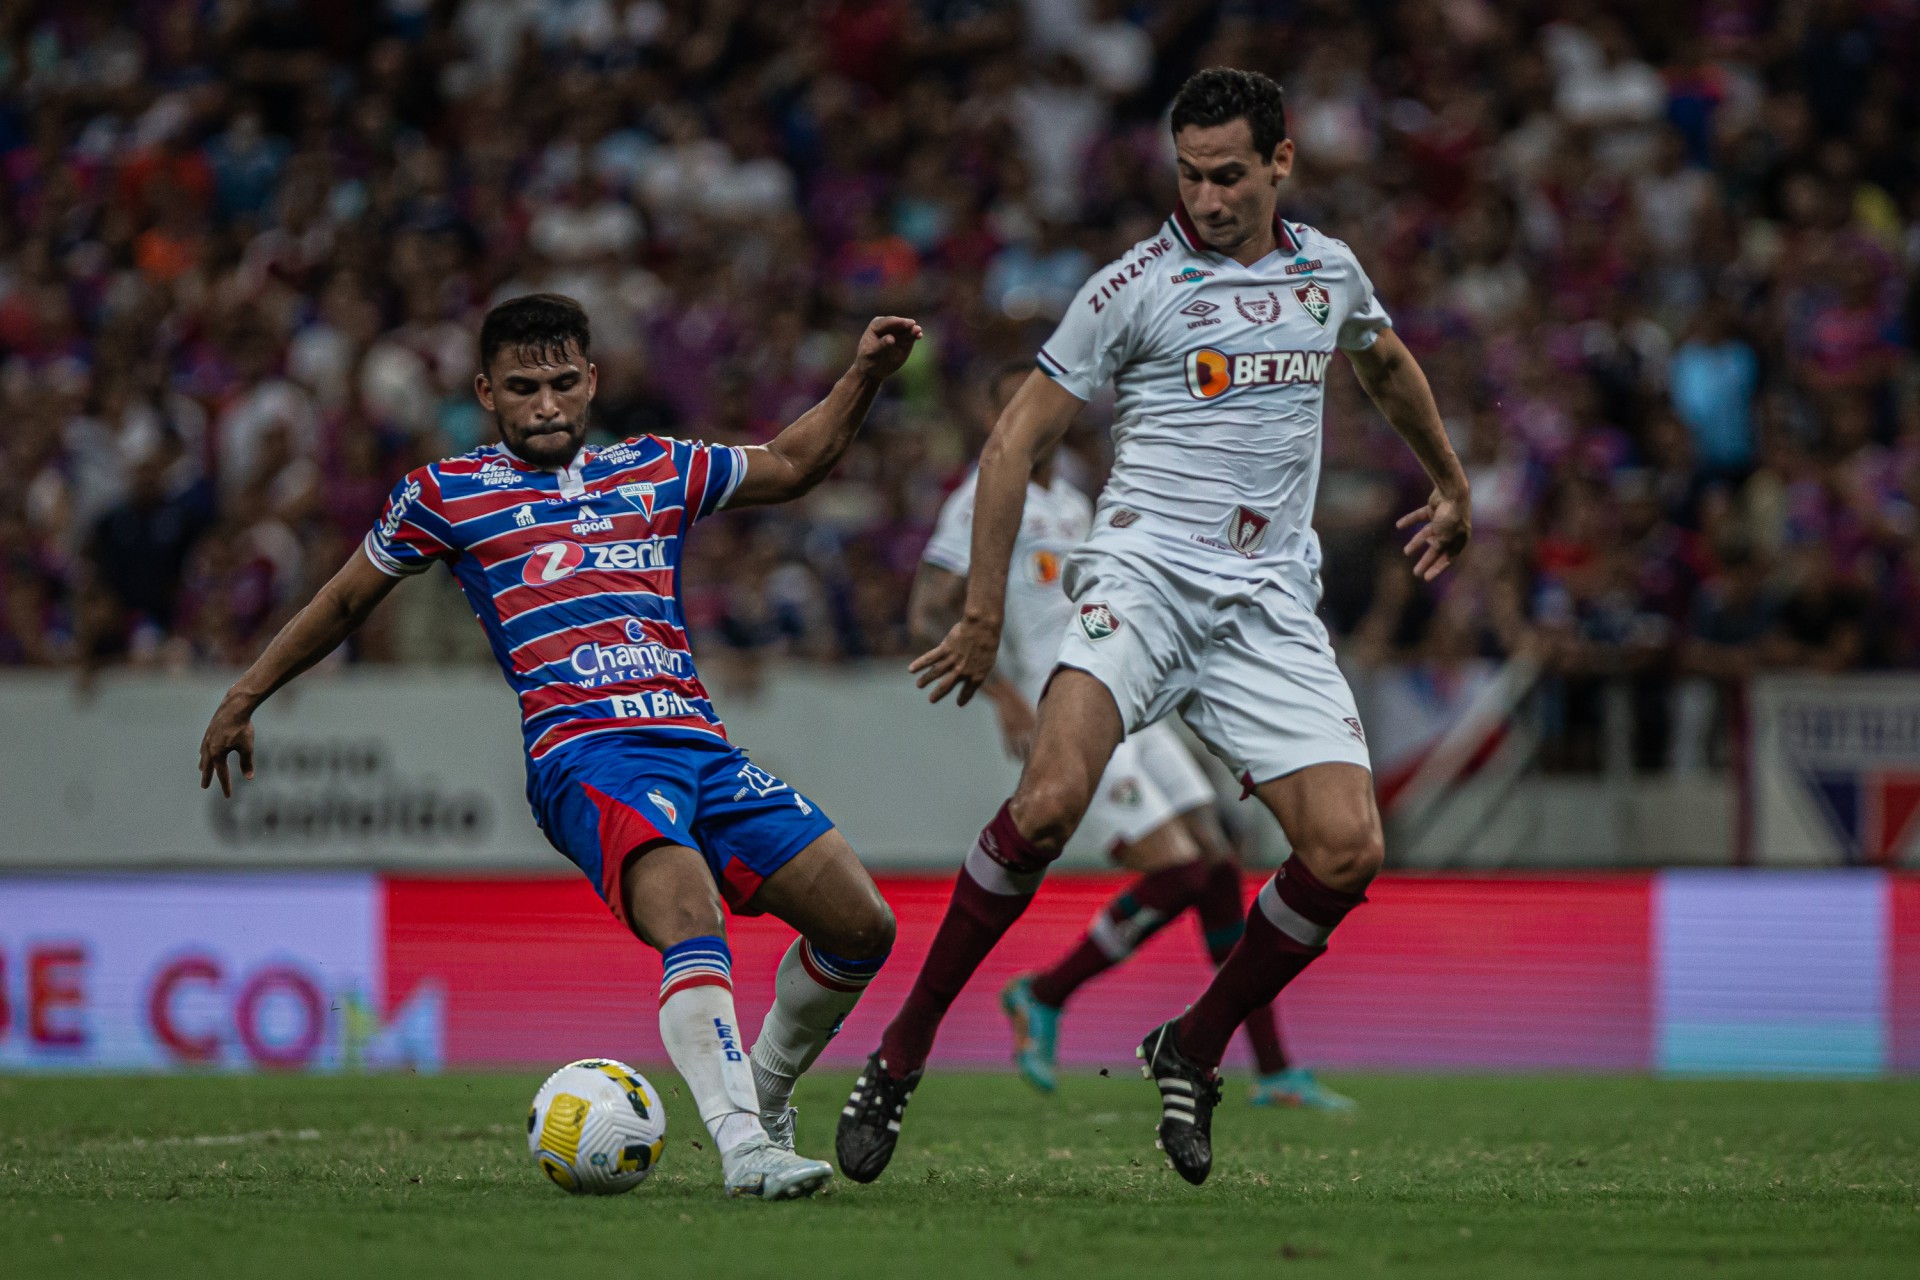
[1227, 505, 1271, 554]
[1234, 291, 1285, 325]
[1294, 280, 1332, 326]
[1078, 602, 1121, 641]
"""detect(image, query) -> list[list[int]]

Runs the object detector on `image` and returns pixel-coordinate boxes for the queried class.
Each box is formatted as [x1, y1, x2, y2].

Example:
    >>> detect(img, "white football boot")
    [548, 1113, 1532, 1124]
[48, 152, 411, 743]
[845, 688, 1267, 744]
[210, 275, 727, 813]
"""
[722, 1139, 833, 1200]
[762, 1105, 800, 1153]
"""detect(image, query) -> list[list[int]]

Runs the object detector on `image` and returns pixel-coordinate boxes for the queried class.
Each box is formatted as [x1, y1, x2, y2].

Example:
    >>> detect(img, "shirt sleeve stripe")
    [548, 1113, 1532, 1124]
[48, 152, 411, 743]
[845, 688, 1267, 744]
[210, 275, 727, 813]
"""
[919, 546, 969, 574]
[712, 445, 748, 512]
[361, 532, 429, 578]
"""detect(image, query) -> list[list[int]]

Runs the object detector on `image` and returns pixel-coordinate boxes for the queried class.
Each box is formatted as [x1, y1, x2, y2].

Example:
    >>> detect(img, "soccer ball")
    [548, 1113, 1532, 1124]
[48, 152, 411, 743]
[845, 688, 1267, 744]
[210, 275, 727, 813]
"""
[527, 1058, 667, 1194]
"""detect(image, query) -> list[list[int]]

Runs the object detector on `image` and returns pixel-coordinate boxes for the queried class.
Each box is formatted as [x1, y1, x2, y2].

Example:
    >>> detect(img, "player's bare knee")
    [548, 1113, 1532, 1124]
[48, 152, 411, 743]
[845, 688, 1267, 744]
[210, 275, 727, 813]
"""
[1304, 820, 1384, 890]
[621, 854, 725, 948]
[831, 898, 897, 960]
[1009, 777, 1088, 853]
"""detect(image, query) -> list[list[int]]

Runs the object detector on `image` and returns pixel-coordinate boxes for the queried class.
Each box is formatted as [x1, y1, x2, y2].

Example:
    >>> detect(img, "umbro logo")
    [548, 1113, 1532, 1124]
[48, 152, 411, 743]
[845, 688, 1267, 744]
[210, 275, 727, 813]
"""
[1181, 299, 1222, 329]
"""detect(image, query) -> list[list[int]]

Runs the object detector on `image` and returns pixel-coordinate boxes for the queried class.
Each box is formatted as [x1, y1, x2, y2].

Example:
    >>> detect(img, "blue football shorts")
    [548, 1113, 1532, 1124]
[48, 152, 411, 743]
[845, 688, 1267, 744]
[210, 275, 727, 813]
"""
[527, 731, 835, 925]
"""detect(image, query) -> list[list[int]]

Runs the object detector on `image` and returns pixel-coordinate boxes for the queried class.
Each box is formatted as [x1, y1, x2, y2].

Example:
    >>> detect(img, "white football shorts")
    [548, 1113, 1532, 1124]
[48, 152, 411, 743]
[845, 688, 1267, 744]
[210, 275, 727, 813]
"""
[1077, 718, 1219, 857]
[1054, 539, 1372, 787]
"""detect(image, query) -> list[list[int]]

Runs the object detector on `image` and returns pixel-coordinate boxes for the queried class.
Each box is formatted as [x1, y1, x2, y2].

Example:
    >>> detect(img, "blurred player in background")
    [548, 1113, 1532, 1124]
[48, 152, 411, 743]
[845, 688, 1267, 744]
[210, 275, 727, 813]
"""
[200, 294, 920, 1201]
[919, 362, 1354, 1109]
[842, 69, 1468, 1185]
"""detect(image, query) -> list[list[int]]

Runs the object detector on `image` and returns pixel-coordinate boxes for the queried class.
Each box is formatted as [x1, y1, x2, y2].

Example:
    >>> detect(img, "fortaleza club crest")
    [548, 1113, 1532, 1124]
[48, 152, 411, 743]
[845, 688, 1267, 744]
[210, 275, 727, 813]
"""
[1228, 505, 1271, 554]
[1234, 291, 1284, 325]
[1294, 280, 1333, 326]
[1078, 602, 1121, 641]
[1776, 694, 1920, 865]
[648, 789, 678, 825]
[1797, 768, 1920, 865]
[618, 482, 657, 520]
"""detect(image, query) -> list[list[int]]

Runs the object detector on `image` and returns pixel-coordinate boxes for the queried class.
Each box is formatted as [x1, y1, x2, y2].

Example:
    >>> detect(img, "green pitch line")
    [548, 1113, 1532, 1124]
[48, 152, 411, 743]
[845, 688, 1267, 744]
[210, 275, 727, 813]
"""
[2, 1071, 1916, 1279]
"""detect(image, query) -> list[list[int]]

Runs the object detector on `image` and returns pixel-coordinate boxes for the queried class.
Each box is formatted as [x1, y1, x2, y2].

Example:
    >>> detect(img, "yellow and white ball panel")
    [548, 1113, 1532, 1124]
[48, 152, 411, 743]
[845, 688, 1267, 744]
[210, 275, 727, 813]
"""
[527, 1057, 667, 1195]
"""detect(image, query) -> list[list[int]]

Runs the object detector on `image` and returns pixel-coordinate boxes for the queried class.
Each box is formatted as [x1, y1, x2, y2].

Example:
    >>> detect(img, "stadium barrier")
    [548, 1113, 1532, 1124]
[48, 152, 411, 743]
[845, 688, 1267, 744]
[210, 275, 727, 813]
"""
[3, 870, 1914, 1076]
[12, 667, 1915, 872]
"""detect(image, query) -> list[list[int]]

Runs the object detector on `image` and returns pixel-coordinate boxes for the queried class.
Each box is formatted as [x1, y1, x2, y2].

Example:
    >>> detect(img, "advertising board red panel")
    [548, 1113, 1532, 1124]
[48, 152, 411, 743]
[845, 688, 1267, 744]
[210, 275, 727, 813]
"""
[1891, 877, 1920, 1072]
[384, 872, 1655, 1072]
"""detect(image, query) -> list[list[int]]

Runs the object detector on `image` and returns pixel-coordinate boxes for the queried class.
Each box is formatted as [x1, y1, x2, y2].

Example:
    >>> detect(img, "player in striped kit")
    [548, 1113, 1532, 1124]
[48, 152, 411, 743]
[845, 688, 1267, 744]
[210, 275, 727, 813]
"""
[199, 294, 921, 1200]
[916, 363, 1353, 1109]
[842, 69, 1469, 1185]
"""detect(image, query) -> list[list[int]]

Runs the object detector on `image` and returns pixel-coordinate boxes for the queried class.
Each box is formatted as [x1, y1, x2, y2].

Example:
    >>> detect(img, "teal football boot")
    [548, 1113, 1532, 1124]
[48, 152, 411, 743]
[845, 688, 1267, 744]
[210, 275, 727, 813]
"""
[1000, 975, 1060, 1094]
[1249, 1067, 1357, 1112]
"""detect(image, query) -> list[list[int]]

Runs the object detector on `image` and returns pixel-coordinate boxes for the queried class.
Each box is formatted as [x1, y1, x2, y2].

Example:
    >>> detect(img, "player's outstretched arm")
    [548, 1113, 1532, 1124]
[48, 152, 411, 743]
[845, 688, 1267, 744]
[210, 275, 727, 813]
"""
[197, 549, 401, 797]
[727, 316, 922, 509]
[910, 370, 1082, 705]
[1345, 329, 1472, 581]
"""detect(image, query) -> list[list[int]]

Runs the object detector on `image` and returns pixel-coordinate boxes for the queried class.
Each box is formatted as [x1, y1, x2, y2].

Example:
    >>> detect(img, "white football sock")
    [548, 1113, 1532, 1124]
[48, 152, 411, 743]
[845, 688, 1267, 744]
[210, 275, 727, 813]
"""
[658, 936, 765, 1156]
[750, 939, 887, 1114]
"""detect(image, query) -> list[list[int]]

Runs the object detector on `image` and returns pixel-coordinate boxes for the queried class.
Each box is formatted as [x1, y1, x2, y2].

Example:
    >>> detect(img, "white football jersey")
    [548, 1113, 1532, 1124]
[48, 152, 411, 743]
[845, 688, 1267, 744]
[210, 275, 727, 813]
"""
[922, 469, 1092, 705]
[1035, 207, 1390, 602]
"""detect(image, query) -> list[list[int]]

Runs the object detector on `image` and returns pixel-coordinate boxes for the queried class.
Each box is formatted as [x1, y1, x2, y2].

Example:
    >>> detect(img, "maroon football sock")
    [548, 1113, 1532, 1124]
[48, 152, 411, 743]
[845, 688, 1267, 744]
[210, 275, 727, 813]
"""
[878, 802, 1048, 1076]
[1029, 860, 1209, 1008]
[1194, 860, 1249, 964]
[1174, 855, 1365, 1069]
[1242, 1005, 1290, 1075]
[1193, 863, 1290, 1073]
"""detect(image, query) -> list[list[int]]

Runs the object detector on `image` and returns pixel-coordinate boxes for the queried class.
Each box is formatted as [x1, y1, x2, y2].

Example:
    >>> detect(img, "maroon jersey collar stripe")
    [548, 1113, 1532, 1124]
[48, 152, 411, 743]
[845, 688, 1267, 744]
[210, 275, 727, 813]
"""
[1172, 204, 1300, 259]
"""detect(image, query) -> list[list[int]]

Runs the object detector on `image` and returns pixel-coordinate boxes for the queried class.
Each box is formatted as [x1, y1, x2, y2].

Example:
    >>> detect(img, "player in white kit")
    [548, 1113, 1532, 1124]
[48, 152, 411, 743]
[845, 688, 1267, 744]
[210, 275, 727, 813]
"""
[840, 69, 1469, 1185]
[914, 363, 1354, 1107]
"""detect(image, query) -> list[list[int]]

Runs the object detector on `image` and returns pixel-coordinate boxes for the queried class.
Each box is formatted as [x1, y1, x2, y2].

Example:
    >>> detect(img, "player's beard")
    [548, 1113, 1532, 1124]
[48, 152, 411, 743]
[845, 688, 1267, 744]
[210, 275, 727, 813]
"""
[498, 406, 589, 469]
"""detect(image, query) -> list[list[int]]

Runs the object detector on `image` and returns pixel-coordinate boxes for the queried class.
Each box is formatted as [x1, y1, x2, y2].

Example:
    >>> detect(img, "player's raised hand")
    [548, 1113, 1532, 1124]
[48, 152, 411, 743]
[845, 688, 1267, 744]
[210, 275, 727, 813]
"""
[1396, 487, 1471, 582]
[909, 613, 1001, 706]
[198, 696, 256, 798]
[853, 316, 923, 381]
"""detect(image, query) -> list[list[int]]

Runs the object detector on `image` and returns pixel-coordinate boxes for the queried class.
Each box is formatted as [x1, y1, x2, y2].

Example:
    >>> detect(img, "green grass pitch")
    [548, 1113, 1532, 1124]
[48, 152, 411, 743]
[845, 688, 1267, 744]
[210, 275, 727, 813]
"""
[3, 1070, 1917, 1278]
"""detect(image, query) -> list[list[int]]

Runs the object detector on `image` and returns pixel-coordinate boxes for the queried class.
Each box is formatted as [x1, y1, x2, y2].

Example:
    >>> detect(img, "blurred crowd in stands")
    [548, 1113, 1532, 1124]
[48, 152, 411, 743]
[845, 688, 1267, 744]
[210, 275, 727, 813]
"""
[0, 0, 1915, 770]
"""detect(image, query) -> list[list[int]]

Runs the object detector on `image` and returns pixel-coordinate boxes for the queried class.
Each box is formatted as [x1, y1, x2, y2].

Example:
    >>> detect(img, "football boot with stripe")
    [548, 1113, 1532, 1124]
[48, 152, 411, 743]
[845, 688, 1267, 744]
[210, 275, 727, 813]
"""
[835, 1052, 920, 1184]
[1137, 1019, 1222, 1186]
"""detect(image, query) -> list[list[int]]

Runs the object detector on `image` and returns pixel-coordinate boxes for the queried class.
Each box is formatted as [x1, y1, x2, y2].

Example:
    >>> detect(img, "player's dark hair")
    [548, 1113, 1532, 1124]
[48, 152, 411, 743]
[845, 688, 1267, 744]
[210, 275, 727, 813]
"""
[479, 293, 592, 373]
[1170, 68, 1289, 158]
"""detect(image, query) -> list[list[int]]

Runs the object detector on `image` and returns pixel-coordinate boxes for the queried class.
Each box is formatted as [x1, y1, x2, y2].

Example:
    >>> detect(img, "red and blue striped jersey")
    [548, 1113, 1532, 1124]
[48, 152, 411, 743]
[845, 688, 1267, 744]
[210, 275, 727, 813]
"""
[362, 436, 747, 762]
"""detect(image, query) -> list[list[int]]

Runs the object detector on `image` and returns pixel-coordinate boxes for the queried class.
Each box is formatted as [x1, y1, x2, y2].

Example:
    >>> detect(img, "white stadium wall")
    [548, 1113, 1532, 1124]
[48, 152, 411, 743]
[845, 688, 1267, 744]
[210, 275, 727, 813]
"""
[0, 668, 1023, 871]
[0, 668, 1914, 871]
